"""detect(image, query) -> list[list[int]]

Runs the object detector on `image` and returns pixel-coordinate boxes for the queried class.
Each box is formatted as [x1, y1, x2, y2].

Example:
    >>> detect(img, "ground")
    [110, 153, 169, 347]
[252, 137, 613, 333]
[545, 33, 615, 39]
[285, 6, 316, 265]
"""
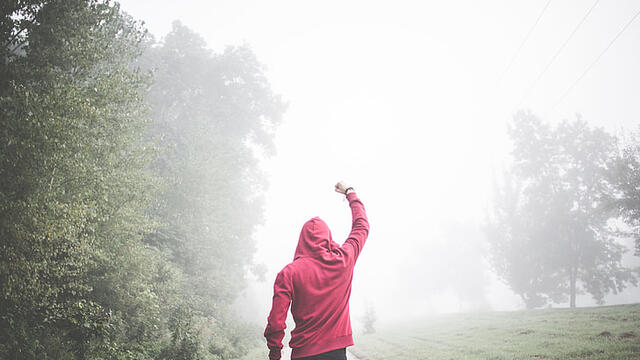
[242, 303, 640, 360]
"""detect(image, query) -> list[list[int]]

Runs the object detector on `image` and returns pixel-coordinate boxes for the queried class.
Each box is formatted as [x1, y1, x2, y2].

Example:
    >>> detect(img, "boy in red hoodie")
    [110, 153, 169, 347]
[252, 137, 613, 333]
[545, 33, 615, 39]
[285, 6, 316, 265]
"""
[264, 182, 369, 360]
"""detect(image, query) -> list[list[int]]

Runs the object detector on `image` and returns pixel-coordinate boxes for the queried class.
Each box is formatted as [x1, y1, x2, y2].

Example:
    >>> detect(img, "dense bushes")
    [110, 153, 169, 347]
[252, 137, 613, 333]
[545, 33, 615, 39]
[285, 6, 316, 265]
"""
[0, 1, 283, 358]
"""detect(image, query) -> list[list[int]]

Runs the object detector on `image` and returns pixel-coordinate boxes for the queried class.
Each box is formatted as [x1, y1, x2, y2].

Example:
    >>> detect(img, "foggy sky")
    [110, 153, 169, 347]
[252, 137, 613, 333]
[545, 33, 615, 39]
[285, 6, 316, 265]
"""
[118, 0, 640, 329]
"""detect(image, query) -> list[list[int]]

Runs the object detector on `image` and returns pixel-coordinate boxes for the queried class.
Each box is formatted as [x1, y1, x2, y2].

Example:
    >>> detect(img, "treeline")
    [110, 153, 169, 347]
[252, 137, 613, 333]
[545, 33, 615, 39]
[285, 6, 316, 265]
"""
[487, 111, 640, 309]
[1, 1, 284, 359]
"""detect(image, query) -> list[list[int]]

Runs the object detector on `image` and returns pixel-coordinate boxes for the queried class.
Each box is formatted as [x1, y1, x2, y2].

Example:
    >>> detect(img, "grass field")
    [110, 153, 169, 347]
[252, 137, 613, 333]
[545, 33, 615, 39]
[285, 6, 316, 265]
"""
[349, 303, 640, 360]
[242, 303, 640, 360]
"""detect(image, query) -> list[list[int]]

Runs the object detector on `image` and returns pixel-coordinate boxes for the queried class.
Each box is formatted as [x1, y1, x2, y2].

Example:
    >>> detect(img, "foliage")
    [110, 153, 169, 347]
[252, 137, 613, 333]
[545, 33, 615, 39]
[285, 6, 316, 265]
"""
[486, 111, 637, 308]
[610, 131, 640, 256]
[139, 21, 285, 359]
[1, 2, 283, 359]
[0, 1, 164, 358]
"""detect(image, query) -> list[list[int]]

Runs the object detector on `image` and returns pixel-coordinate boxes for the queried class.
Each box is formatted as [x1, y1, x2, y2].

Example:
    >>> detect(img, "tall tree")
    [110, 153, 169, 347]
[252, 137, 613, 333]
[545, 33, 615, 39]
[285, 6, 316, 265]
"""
[1, 3, 284, 358]
[0, 1, 176, 358]
[140, 21, 285, 358]
[486, 111, 637, 308]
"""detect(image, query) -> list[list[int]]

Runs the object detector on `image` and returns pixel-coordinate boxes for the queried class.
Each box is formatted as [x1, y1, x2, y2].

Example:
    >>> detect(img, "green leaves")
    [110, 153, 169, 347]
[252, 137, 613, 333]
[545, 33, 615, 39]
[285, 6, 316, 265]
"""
[1, 3, 282, 359]
[0, 1, 160, 358]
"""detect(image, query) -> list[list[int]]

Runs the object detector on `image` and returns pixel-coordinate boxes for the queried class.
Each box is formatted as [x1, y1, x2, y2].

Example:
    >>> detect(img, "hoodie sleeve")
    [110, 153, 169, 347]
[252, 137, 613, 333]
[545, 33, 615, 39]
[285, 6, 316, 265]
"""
[264, 268, 292, 359]
[341, 192, 369, 264]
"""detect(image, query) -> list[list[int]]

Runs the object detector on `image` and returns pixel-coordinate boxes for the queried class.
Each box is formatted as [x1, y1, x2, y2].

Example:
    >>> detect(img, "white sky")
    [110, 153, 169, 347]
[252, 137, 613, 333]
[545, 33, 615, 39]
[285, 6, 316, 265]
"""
[119, 0, 640, 338]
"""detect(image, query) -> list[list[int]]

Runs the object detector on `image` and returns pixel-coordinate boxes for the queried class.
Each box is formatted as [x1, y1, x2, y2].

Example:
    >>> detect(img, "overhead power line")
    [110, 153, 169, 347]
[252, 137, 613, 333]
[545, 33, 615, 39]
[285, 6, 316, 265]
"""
[499, 0, 554, 83]
[518, 0, 601, 106]
[550, 5, 640, 111]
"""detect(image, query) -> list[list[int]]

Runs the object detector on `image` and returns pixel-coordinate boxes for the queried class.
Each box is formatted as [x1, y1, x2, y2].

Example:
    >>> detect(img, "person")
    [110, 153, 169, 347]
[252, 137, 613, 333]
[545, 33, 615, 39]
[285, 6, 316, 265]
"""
[264, 181, 370, 360]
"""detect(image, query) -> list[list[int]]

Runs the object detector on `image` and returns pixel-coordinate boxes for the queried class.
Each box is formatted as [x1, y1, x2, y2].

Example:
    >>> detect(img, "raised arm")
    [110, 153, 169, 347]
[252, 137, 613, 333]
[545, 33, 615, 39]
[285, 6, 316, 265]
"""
[264, 269, 292, 360]
[335, 181, 369, 263]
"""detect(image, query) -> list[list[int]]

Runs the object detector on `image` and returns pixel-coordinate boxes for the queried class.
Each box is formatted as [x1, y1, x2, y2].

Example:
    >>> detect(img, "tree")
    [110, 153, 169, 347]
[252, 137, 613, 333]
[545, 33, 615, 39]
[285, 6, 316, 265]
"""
[361, 302, 377, 334]
[1, 3, 284, 358]
[0, 1, 175, 358]
[486, 111, 637, 308]
[140, 21, 285, 358]
[610, 131, 640, 256]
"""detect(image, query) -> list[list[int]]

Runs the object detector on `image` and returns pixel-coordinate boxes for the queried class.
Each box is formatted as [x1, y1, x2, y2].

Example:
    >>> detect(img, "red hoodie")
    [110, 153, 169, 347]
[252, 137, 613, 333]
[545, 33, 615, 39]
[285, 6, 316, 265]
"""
[264, 192, 369, 359]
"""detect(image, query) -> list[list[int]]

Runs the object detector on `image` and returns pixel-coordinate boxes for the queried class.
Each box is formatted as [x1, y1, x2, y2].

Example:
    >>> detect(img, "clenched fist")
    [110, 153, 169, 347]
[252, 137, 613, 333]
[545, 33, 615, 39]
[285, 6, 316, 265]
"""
[334, 181, 354, 195]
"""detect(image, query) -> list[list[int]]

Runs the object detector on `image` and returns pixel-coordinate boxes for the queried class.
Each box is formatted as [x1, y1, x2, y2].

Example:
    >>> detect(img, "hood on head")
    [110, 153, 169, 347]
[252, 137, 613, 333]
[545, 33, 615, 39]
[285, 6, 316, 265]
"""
[294, 217, 339, 260]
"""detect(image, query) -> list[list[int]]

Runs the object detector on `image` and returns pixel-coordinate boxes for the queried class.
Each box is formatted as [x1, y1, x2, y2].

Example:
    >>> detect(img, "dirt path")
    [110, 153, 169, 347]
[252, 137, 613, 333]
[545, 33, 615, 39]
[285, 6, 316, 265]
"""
[347, 349, 364, 360]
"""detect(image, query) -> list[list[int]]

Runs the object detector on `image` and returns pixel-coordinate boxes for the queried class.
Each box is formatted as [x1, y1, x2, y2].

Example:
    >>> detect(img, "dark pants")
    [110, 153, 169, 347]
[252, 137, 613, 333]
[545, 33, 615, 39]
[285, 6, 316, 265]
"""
[294, 348, 347, 360]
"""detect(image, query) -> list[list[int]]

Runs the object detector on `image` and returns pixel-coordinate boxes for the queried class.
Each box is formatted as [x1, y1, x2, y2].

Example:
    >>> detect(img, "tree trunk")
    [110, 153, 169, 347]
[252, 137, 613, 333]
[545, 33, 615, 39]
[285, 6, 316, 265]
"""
[569, 267, 576, 308]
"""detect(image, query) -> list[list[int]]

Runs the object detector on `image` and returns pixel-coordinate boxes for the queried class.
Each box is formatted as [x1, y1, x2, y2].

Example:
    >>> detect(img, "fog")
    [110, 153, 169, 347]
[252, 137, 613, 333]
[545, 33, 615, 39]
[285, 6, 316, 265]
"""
[119, 0, 640, 328]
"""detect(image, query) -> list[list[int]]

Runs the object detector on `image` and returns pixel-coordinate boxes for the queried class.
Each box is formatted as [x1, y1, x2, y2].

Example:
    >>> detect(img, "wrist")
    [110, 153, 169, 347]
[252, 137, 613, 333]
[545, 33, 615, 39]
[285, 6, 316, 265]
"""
[344, 187, 354, 195]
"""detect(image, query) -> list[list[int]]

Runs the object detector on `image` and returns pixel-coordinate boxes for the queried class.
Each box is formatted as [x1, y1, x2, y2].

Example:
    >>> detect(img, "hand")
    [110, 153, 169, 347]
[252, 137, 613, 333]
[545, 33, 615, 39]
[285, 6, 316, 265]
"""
[334, 181, 353, 195]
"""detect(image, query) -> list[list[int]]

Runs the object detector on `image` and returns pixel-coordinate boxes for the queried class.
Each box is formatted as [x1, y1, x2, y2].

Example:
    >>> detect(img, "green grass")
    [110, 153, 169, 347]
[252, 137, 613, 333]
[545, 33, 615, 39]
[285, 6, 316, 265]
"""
[350, 303, 640, 360]
[240, 304, 640, 359]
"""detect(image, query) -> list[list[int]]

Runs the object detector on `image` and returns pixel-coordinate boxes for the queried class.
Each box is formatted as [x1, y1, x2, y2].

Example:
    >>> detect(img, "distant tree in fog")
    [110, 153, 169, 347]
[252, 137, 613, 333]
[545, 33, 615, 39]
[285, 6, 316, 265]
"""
[486, 111, 637, 308]
[610, 132, 640, 256]
[362, 302, 377, 334]
[140, 21, 286, 358]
